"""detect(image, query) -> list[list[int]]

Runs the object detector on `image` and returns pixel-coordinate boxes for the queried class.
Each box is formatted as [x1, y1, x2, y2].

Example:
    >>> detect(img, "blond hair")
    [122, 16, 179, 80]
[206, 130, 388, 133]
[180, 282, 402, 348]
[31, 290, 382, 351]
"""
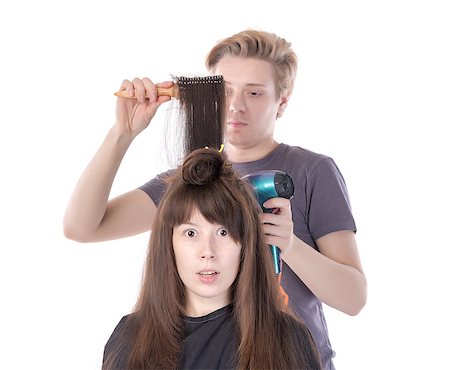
[206, 29, 298, 98]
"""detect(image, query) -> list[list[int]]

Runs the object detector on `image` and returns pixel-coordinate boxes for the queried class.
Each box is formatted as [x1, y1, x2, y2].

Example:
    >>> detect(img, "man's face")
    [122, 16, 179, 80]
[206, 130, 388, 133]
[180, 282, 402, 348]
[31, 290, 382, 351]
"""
[215, 56, 287, 153]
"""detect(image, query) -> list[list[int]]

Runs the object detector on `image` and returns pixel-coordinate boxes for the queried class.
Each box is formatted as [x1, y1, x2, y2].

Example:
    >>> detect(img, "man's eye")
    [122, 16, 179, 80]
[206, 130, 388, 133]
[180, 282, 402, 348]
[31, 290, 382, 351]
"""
[249, 91, 261, 96]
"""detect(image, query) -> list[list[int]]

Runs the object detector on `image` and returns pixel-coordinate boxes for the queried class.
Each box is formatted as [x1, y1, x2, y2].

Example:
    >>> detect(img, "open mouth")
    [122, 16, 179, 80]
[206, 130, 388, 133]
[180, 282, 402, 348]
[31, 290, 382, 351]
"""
[197, 271, 218, 276]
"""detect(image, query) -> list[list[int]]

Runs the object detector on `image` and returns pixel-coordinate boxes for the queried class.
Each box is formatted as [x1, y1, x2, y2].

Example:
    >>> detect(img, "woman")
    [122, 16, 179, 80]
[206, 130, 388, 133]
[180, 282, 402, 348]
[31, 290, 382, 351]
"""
[102, 147, 321, 370]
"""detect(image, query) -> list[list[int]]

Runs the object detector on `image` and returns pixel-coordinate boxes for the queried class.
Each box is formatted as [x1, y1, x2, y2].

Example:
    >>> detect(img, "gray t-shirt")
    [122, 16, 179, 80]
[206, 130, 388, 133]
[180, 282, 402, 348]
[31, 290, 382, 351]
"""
[139, 143, 356, 370]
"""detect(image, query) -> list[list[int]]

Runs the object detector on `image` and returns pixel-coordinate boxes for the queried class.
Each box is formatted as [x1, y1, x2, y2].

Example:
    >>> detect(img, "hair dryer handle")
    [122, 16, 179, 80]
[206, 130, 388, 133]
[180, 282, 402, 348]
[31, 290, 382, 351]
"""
[270, 245, 281, 276]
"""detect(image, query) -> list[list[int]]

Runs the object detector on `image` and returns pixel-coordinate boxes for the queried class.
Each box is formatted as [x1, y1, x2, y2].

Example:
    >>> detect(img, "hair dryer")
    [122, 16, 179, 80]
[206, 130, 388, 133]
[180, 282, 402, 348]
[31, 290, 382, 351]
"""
[242, 170, 295, 276]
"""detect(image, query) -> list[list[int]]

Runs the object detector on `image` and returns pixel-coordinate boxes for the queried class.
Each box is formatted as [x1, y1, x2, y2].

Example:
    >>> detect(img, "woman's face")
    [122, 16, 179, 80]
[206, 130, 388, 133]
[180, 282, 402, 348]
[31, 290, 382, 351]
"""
[172, 207, 241, 317]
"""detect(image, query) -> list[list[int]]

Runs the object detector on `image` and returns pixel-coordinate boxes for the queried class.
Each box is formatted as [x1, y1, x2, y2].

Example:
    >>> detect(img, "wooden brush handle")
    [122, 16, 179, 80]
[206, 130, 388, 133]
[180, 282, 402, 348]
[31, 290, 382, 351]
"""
[114, 85, 179, 99]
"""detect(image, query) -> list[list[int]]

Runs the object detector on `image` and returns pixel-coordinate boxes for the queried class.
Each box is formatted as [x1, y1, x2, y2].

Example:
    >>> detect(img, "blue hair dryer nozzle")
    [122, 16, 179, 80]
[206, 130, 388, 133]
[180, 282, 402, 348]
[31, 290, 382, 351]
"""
[242, 170, 295, 276]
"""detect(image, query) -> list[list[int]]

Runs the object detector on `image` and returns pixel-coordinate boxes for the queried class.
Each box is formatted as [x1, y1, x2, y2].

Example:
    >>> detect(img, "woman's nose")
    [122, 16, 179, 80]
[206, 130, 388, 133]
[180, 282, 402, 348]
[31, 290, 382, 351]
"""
[201, 253, 215, 259]
[200, 237, 216, 259]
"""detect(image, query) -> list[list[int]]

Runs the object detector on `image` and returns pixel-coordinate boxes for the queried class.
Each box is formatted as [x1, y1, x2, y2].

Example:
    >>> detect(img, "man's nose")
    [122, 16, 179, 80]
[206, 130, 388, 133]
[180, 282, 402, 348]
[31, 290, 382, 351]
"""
[228, 93, 246, 113]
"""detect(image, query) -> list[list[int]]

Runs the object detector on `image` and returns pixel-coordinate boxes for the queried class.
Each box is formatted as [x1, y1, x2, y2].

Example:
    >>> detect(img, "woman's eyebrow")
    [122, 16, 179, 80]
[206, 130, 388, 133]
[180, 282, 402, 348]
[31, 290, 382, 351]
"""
[177, 222, 198, 227]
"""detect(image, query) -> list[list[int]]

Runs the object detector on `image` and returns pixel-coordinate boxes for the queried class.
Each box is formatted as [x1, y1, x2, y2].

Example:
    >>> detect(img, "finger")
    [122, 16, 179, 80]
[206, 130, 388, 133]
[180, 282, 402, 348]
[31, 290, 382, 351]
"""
[262, 223, 284, 237]
[264, 235, 285, 250]
[263, 197, 291, 210]
[264, 231, 286, 246]
[155, 80, 175, 103]
[132, 78, 147, 103]
[119, 79, 134, 98]
[261, 211, 292, 225]
[141, 77, 157, 103]
[155, 95, 172, 105]
[156, 80, 175, 88]
[264, 222, 291, 238]
[261, 213, 282, 225]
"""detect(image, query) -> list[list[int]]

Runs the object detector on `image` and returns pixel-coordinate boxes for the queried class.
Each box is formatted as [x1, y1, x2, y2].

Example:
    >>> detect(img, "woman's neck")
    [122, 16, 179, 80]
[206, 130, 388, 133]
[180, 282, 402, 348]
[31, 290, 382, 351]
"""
[184, 296, 231, 317]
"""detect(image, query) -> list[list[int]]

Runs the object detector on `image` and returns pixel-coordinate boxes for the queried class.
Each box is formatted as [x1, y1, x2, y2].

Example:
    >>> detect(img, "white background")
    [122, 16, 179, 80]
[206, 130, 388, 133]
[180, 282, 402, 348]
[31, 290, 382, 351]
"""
[1, 1, 449, 369]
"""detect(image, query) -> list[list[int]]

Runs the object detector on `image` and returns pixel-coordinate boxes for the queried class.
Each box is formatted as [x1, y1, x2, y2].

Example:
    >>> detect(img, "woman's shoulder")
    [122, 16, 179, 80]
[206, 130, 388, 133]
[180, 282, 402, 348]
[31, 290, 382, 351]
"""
[105, 313, 137, 348]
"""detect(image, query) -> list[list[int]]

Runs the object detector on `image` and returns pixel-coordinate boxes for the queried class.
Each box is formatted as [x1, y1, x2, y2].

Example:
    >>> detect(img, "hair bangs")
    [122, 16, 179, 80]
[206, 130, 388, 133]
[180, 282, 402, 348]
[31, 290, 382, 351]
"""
[164, 182, 245, 242]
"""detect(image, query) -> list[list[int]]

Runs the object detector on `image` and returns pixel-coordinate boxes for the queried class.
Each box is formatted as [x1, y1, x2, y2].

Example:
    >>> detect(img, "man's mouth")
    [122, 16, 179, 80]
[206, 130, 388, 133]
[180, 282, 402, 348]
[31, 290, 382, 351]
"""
[228, 121, 247, 128]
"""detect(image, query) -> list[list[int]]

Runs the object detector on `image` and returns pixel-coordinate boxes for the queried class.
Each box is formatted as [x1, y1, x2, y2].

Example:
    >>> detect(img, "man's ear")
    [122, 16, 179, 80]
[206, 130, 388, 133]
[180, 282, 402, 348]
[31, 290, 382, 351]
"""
[276, 93, 290, 119]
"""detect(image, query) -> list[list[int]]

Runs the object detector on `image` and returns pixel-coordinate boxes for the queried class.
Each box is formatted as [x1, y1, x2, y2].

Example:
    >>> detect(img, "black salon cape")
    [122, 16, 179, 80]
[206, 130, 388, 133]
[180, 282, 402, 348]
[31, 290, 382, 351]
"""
[103, 305, 237, 369]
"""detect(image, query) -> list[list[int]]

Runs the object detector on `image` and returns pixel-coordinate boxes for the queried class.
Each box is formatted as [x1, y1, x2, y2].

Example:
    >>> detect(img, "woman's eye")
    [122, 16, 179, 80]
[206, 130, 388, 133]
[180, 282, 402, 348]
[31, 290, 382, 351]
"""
[218, 228, 228, 237]
[248, 91, 261, 96]
[186, 230, 197, 237]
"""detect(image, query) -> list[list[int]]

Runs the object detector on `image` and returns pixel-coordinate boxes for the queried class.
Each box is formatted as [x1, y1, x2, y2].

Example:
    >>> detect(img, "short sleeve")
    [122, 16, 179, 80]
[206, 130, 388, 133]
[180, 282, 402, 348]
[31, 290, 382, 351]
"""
[307, 157, 356, 240]
[138, 170, 173, 207]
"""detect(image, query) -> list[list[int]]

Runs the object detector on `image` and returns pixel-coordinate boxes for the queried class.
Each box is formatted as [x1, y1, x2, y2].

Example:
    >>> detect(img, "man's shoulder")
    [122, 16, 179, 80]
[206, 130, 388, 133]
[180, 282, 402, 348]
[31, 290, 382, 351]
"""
[279, 143, 329, 161]
[275, 143, 333, 171]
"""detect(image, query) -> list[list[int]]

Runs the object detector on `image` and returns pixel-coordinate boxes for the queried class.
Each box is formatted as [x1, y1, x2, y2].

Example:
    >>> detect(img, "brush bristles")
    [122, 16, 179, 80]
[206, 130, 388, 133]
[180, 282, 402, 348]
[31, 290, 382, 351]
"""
[171, 74, 225, 158]
[175, 75, 223, 85]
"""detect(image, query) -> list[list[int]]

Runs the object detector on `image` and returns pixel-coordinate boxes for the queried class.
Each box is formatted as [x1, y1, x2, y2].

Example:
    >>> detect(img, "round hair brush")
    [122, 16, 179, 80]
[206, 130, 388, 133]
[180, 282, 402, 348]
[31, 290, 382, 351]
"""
[114, 75, 223, 100]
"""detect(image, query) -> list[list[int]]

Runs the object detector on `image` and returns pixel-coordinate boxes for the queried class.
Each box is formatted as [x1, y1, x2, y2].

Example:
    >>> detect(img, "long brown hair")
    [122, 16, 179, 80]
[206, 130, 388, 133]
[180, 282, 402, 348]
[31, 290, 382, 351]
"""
[103, 148, 321, 369]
